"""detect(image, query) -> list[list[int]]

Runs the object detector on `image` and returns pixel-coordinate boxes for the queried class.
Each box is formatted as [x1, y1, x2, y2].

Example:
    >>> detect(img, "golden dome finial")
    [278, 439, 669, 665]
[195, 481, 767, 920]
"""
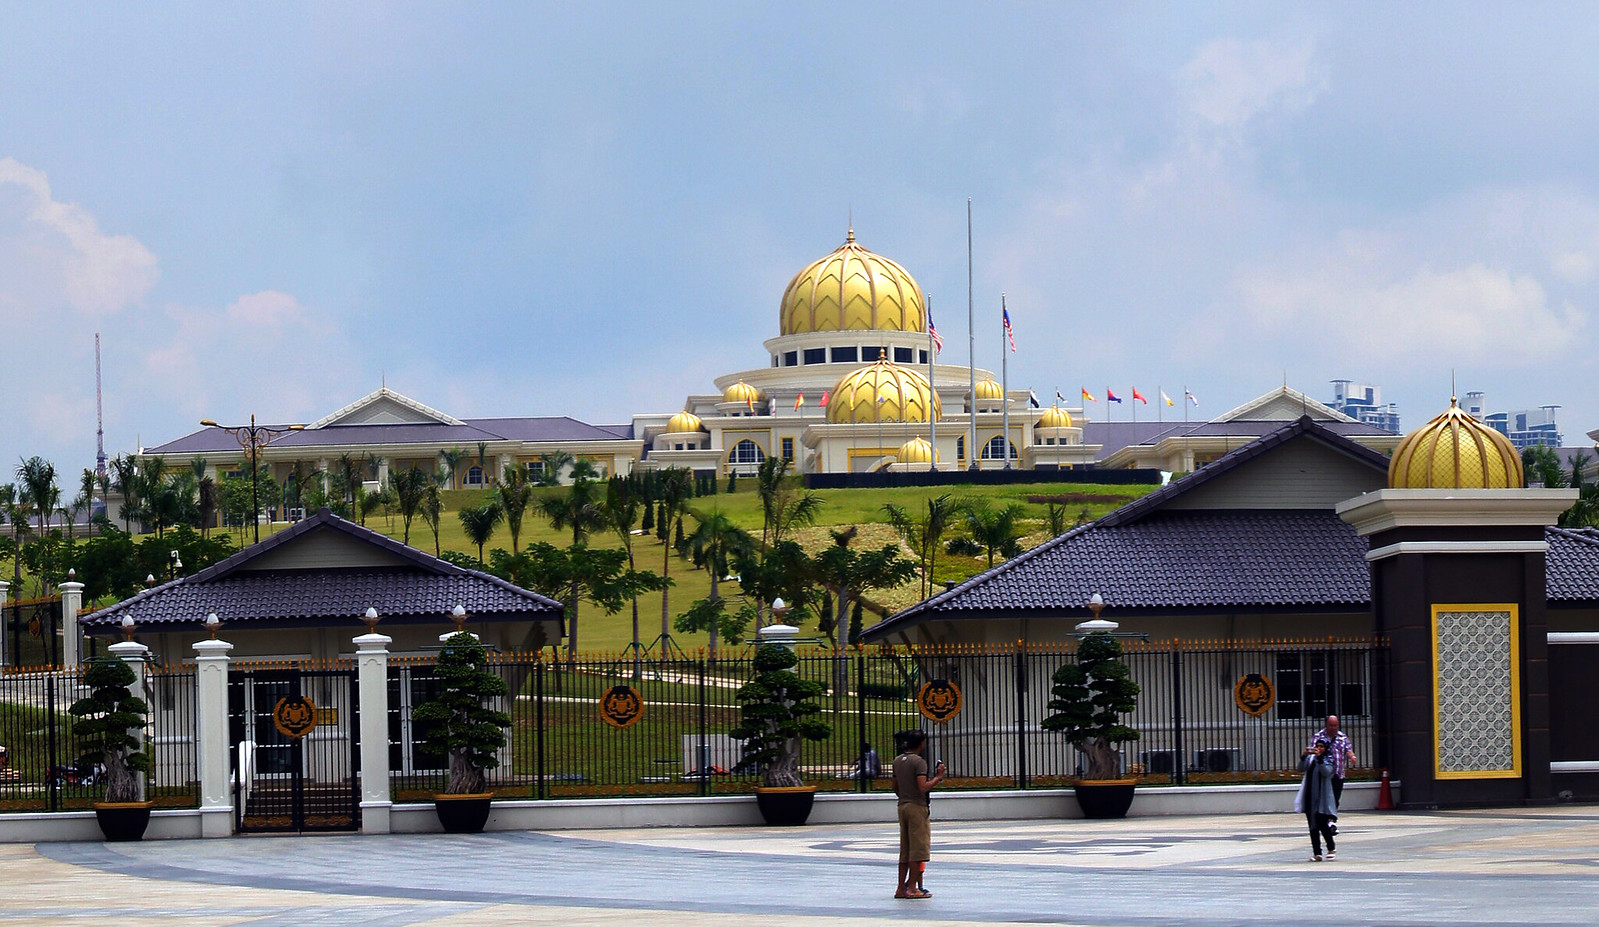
[781, 232, 925, 336]
[1389, 399, 1523, 489]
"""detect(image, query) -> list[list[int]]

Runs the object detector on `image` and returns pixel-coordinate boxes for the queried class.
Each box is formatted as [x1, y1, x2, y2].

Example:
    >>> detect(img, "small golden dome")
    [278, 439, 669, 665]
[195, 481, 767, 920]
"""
[971, 377, 1004, 402]
[1389, 398, 1524, 489]
[665, 411, 704, 434]
[826, 357, 941, 424]
[896, 437, 939, 464]
[1037, 405, 1073, 429]
[780, 230, 926, 336]
[723, 381, 762, 405]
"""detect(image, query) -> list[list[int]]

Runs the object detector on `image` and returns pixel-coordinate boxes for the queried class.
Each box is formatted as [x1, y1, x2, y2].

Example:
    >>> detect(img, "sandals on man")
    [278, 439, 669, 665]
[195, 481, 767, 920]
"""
[895, 889, 932, 899]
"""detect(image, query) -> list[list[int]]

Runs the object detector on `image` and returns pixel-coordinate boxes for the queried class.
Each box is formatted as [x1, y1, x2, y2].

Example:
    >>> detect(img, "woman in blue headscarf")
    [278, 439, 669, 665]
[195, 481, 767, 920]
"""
[1294, 738, 1338, 861]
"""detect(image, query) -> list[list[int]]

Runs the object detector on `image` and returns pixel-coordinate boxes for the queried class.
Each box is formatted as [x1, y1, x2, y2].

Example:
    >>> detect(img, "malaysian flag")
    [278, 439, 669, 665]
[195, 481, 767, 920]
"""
[927, 310, 943, 352]
[1002, 307, 1016, 353]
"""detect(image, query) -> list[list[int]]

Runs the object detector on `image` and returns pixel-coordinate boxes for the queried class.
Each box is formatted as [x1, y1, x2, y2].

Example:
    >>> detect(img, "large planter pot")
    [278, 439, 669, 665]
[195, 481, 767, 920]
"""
[94, 801, 153, 842]
[755, 786, 817, 826]
[1073, 778, 1138, 819]
[434, 793, 493, 833]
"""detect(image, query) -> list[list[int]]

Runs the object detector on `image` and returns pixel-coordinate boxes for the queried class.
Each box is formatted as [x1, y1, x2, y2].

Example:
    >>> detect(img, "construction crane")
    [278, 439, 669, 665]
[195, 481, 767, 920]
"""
[95, 332, 107, 479]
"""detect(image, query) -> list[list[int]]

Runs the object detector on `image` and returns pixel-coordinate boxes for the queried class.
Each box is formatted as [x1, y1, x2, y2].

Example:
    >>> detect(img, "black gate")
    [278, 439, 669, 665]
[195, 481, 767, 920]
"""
[229, 663, 360, 833]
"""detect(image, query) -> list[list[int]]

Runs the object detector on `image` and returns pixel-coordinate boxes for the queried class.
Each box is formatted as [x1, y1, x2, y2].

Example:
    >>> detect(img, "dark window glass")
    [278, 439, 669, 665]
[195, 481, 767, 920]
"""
[862, 345, 883, 361]
[894, 347, 914, 363]
[783, 351, 798, 366]
[803, 348, 826, 365]
[781, 438, 794, 461]
[919, 350, 928, 364]
[830, 346, 858, 363]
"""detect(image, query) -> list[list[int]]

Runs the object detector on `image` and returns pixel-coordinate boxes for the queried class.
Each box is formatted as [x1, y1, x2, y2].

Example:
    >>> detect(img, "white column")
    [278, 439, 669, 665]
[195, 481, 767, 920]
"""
[58, 581, 84, 669]
[497, 453, 515, 483]
[108, 639, 150, 801]
[318, 459, 331, 494]
[192, 638, 234, 837]
[355, 631, 393, 834]
[0, 580, 8, 668]
[376, 457, 390, 487]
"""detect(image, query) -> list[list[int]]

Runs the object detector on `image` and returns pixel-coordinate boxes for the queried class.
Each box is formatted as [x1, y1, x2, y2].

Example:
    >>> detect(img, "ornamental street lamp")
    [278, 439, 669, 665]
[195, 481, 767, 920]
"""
[200, 415, 305, 545]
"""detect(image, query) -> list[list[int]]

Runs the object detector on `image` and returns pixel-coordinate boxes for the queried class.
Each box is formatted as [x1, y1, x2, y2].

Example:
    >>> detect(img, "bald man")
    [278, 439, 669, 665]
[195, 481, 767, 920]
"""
[1303, 715, 1357, 805]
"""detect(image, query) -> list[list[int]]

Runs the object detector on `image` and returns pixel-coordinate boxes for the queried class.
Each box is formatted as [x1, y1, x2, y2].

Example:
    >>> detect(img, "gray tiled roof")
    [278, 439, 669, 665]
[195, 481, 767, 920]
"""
[81, 509, 562, 631]
[146, 416, 637, 455]
[1546, 527, 1599, 603]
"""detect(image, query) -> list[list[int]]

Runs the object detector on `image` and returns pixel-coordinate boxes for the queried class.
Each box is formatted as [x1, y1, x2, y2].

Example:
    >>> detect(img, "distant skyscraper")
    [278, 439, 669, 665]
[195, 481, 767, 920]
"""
[1462, 391, 1562, 449]
[1329, 379, 1401, 433]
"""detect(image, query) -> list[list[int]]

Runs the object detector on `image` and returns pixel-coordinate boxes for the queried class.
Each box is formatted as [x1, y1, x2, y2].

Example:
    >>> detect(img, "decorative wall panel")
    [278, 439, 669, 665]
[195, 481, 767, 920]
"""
[1432, 605, 1521, 779]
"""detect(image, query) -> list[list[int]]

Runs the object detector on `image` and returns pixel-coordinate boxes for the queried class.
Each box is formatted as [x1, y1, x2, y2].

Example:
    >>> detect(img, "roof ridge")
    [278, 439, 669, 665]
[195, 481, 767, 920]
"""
[189, 508, 469, 584]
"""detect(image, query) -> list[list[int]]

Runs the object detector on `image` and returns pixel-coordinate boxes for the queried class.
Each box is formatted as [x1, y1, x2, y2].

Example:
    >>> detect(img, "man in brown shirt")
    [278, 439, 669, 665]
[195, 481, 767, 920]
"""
[892, 729, 945, 899]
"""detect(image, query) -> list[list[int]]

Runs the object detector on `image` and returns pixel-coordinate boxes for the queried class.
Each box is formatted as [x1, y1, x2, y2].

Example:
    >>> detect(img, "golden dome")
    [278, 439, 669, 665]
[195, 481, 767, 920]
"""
[1037, 405, 1074, 429]
[723, 381, 762, 405]
[665, 411, 704, 434]
[971, 377, 1004, 402]
[780, 230, 926, 336]
[1389, 398, 1524, 489]
[826, 358, 941, 424]
[896, 437, 939, 464]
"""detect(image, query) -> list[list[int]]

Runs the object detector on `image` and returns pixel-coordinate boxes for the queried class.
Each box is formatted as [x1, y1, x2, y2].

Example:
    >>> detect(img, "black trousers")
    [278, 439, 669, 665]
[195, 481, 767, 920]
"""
[1306, 812, 1336, 855]
[1332, 777, 1344, 806]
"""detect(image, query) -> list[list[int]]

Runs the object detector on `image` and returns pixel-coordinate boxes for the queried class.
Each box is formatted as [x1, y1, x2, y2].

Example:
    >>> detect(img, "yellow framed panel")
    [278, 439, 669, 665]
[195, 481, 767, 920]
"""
[1431, 603, 1521, 780]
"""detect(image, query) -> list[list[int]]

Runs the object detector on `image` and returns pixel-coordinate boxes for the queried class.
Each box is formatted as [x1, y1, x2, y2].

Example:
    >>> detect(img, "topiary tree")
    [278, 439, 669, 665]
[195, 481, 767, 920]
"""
[69, 657, 150, 803]
[413, 632, 512, 794]
[1041, 632, 1141, 780]
[729, 644, 831, 788]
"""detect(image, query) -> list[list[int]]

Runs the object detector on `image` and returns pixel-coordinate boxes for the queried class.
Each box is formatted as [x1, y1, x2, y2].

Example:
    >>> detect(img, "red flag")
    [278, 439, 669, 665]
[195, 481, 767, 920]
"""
[1132, 388, 1147, 404]
[819, 390, 830, 407]
[746, 396, 755, 413]
[928, 311, 943, 352]
[795, 392, 805, 411]
[1106, 389, 1122, 404]
[1002, 307, 1016, 353]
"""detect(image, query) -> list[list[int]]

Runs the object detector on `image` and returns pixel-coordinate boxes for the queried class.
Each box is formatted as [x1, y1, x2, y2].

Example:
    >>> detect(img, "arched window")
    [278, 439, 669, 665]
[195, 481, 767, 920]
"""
[465, 465, 486, 486]
[981, 436, 1018, 460]
[729, 439, 766, 467]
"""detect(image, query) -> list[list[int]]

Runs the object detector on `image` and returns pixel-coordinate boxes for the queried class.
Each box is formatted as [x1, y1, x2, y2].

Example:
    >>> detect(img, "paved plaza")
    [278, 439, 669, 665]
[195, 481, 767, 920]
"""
[4, 807, 1597, 925]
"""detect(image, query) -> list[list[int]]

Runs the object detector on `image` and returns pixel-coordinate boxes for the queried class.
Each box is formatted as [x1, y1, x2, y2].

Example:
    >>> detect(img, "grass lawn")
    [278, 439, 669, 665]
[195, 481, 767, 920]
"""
[23, 479, 1154, 654]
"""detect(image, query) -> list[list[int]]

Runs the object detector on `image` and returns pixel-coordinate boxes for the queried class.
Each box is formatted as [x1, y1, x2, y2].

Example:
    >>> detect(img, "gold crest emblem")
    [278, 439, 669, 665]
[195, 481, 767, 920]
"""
[1233, 673, 1275, 717]
[600, 684, 644, 729]
[272, 695, 318, 739]
[917, 679, 963, 723]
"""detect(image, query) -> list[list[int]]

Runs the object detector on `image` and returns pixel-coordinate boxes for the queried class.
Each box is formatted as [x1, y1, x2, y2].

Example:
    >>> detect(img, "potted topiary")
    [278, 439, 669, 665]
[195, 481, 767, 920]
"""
[413, 631, 512, 833]
[729, 643, 831, 825]
[1042, 630, 1142, 819]
[69, 656, 152, 841]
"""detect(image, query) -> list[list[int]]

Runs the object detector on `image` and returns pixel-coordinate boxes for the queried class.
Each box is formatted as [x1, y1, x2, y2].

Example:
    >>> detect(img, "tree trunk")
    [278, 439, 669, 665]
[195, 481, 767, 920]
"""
[763, 736, 803, 788]
[565, 578, 580, 662]
[103, 747, 137, 804]
[447, 747, 485, 794]
[706, 571, 719, 662]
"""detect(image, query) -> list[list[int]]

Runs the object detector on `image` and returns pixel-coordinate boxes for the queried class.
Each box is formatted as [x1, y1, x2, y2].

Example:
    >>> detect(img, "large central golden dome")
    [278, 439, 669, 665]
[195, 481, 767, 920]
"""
[827, 357, 940, 424]
[781, 230, 926, 336]
[1389, 398, 1524, 489]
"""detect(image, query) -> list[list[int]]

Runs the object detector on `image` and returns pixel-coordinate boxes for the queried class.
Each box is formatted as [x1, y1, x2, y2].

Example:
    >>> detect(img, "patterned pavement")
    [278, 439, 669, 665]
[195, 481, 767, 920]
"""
[6, 806, 1599, 925]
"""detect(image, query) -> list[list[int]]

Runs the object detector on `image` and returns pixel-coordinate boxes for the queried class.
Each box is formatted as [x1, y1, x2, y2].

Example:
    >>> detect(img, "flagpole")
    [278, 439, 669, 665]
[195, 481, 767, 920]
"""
[1132, 387, 1137, 424]
[927, 296, 937, 472]
[1183, 385, 1189, 426]
[1158, 385, 1163, 424]
[967, 197, 977, 471]
[1000, 293, 1010, 470]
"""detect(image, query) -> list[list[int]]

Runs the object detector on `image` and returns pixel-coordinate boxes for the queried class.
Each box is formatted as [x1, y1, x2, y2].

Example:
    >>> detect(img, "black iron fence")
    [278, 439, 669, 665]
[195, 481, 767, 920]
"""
[0, 662, 199, 813]
[387, 638, 1383, 801]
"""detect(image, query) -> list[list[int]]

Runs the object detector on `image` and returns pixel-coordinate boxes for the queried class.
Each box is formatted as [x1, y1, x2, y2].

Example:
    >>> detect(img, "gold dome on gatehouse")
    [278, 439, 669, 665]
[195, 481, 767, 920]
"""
[896, 437, 939, 464]
[971, 377, 1004, 402]
[1389, 397, 1523, 489]
[665, 411, 704, 433]
[1038, 405, 1074, 429]
[723, 381, 762, 405]
[826, 357, 941, 424]
[780, 230, 926, 336]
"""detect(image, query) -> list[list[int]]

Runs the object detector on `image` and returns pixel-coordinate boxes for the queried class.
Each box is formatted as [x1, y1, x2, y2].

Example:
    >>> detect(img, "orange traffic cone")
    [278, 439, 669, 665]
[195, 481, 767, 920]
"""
[1377, 768, 1395, 810]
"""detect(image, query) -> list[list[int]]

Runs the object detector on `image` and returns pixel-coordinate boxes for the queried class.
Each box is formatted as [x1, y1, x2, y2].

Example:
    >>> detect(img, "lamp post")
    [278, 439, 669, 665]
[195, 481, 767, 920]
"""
[200, 415, 305, 546]
[168, 550, 183, 581]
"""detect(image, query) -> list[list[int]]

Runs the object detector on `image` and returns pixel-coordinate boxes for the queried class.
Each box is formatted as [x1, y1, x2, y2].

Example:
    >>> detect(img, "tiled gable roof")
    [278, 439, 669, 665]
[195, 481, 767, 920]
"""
[1546, 527, 1599, 603]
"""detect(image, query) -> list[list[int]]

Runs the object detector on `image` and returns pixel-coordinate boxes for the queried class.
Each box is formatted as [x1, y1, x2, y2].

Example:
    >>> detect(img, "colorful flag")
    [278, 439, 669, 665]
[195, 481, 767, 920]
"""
[1056, 390, 1066, 405]
[1185, 389, 1198, 407]
[928, 311, 943, 352]
[819, 390, 830, 407]
[1132, 388, 1147, 405]
[1106, 389, 1123, 404]
[1160, 389, 1174, 407]
[747, 396, 755, 413]
[1002, 308, 1016, 353]
[1028, 390, 1040, 409]
[795, 393, 805, 411]
[1081, 387, 1096, 402]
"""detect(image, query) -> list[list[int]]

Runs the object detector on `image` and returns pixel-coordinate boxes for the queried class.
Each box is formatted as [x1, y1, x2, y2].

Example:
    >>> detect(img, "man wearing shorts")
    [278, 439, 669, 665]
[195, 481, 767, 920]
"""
[892, 729, 945, 899]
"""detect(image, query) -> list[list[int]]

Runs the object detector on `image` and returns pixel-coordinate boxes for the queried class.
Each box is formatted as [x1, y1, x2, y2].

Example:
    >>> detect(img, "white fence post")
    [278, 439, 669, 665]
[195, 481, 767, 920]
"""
[355, 630, 393, 834]
[193, 638, 234, 837]
[58, 580, 84, 669]
[107, 638, 150, 800]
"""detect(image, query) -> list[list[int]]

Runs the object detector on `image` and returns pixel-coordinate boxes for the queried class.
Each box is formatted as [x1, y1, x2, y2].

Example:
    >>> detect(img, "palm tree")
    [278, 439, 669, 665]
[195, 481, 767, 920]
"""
[474, 442, 491, 486]
[17, 457, 59, 538]
[392, 467, 430, 545]
[108, 455, 139, 533]
[496, 463, 534, 552]
[438, 447, 470, 491]
[540, 478, 605, 546]
[963, 500, 1029, 568]
[457, 500, 503, 564]
[754, 456, 822, 550]
[2, 483, 32, 589]
[535, 450, 574, 487]
[333, 453, 363, 518]
[655, 468, 694, 649]
[422, 480, 444, 556]
[567, 458, 601, 484]
[70, 467, 97, 539]
[682, 508, 754, 660]
[605, 475, 646, 657]
[883, 493, 962, 599]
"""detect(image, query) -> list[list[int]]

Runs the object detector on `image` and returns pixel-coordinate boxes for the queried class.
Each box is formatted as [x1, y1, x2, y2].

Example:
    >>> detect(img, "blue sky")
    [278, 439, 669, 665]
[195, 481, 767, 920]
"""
[5, 3, 1599, 475]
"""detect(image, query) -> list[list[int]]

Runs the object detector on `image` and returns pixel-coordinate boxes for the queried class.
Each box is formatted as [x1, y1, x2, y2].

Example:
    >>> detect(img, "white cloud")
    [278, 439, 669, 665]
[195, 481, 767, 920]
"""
[1179, 38, 1324, 128]
[0, 158, 158, 319]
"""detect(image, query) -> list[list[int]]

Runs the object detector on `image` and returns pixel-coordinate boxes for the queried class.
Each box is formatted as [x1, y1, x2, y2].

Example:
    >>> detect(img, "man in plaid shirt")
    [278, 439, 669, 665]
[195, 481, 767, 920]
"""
[1304, 715, 1357, 805]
